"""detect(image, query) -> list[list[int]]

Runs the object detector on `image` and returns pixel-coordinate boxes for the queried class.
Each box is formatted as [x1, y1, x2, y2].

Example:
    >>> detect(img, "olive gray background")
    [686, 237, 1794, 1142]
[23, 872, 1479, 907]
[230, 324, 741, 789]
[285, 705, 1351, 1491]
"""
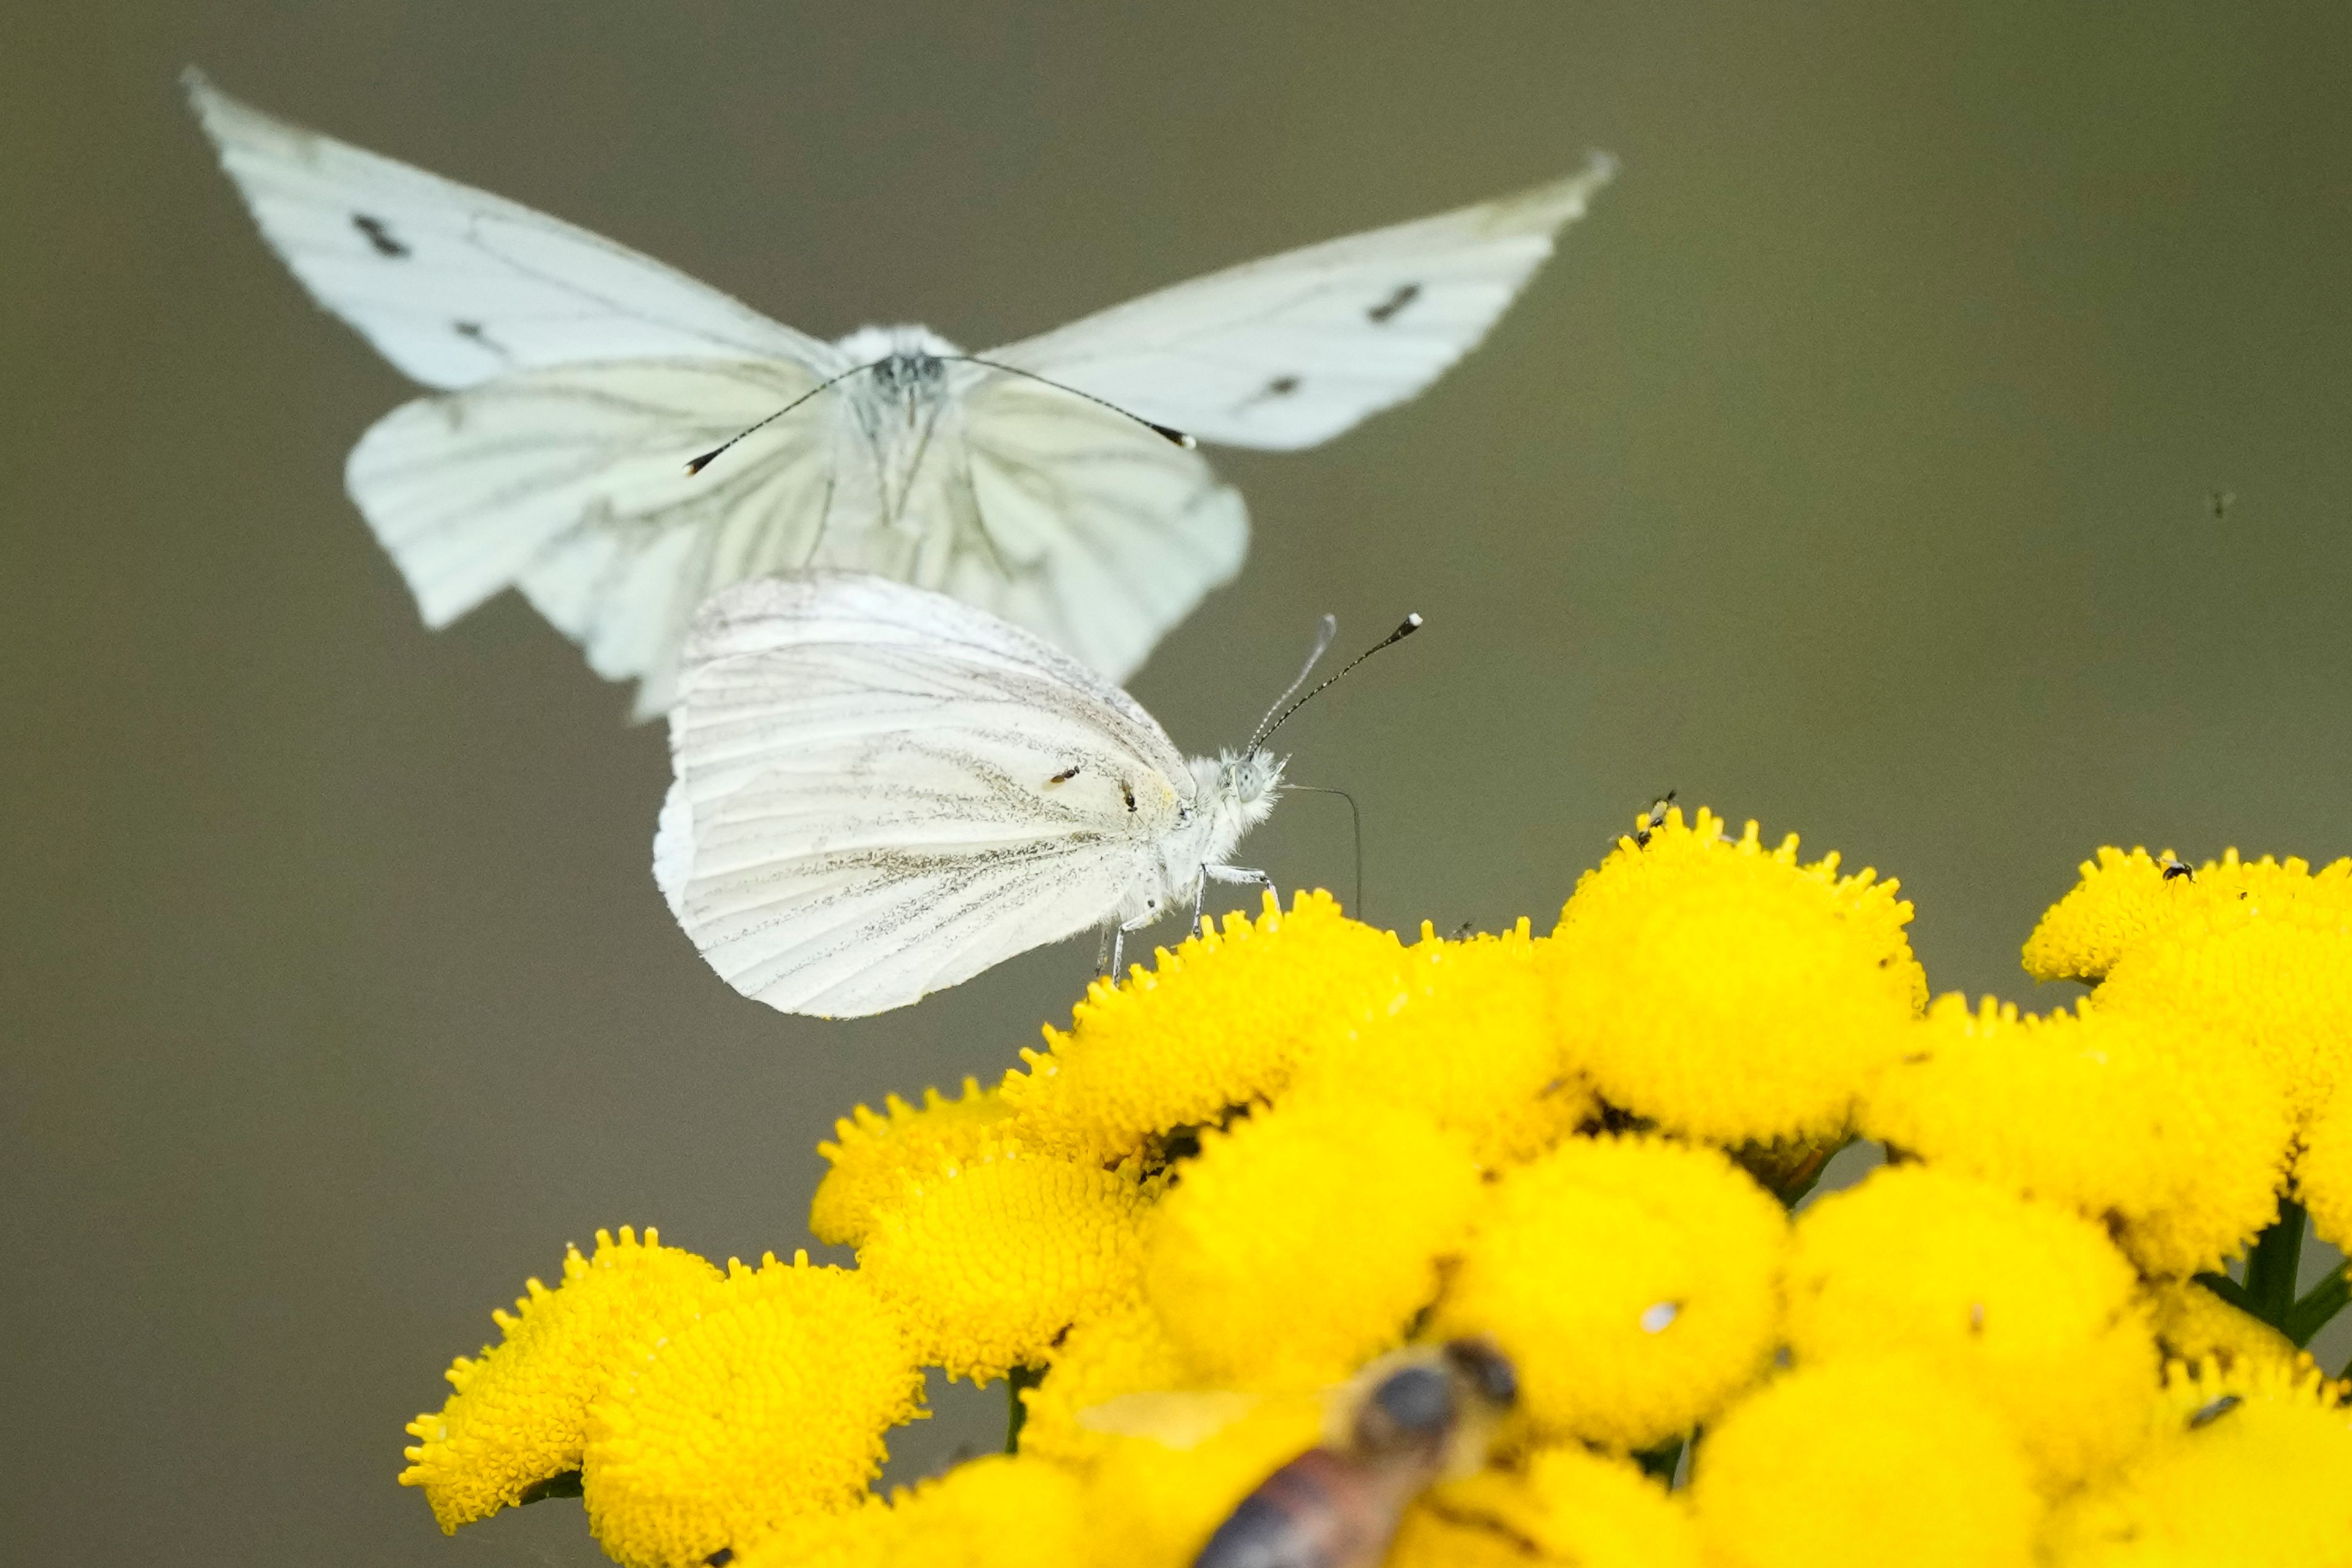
[9, 2, 2352, 1561]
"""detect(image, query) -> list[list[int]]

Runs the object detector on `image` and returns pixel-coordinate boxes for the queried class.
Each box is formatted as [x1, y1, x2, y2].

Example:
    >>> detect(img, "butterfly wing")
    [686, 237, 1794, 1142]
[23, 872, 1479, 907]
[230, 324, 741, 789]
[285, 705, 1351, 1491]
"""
[185, 70, 838, 389]
[345, 359, 846, 717]
[951, 375, 1248, 684]
[660, 573, 1196, 1017]
[986, 157, 1615, 451]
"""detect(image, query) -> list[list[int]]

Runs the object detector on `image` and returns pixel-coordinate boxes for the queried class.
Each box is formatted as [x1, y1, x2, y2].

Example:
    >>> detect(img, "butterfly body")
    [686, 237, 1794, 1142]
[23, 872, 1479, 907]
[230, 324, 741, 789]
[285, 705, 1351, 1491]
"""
[189, 71, 1608, 717]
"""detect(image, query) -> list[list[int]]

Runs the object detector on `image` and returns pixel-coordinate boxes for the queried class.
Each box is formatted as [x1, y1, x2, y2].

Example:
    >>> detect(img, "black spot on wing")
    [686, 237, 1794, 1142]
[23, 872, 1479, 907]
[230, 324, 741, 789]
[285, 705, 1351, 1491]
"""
[352, 213, 410, 258]
[1265, 375, 1300, 397]
[1367, 282, 1421, 323]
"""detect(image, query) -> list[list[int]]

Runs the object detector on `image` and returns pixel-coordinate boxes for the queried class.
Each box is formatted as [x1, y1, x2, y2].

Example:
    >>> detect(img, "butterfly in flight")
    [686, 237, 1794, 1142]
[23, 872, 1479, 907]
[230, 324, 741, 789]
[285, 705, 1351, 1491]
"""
[652, 572, 1417, 1017]
[186, 70, 1609, 717]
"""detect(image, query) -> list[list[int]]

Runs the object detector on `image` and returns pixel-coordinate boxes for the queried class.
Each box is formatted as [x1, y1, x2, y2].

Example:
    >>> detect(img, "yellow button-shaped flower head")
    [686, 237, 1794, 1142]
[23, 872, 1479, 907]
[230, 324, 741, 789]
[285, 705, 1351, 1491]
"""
[1864, 997, 2293, 1276]
[810, 1077, 1014, 1247]
[2022, 846, 2352, 986]
[399, 1226, 722, 1532]
[2092, 897, 2352, 1126]
[1001, 892, 1406, 1163]
[582, 1253, 925, 1568]
[1083, 1390, 1329, 1568]
[1690, 1356, 2040, 1568]
[1145, 1100, 1481, 1389]
[1014, 1302, 1195, 1466]
[1286, 921, 1596, 1167]
[1431, 1133, 1786, 1449]
[869, 1453, 1091, 1568]
[2299, 1084, 2352, 1251]
[2044, 1356, 2352, 1566]
[1389, 1445, 1700, 1568]
[2139, 1280, 2299, 1376]
[1545, 809, 1923, 1144]
[1787, 1164, 2155, 1491]
[858, 1137, 1148, 1382]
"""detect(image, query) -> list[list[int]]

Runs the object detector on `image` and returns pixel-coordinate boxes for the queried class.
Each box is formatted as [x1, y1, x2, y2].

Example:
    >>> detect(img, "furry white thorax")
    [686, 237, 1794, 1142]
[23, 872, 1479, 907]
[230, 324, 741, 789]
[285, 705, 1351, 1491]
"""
[826, 325, 967, 527]
[1114, 747, 1285, 929]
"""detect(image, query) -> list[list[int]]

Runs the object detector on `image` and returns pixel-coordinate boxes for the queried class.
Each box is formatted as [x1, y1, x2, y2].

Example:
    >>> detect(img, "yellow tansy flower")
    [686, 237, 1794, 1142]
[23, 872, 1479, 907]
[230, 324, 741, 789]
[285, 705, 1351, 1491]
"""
[1284, 920, 1596, 1166]
[1864, 995, 2292, 1276]
[1000, 892, 1405, 1162]
[1545, 808, 1923, 1144]
[2043, 1355, 2352, 1566]
[1431, 1133, 1786, 1450]
[1389, 1444, 1701, 1568]
[1690, 1355, 2041, 1568]
[2299, 1084, 2352, 1250]
[1014, 1302, 1195, 1467]
[867, 1453, 1091, 1568]
[582, 1253, 924, 1568]
[1079, 1390, 1327, 1568]
[2091, 897, 2352, 1125]
[2021, 846, 2352, 986]
[2139, 1280, 2299, 1374]
[810, 1077, 1014, 1247]
[1144, 1099, 1482, 1389]
[1786, 1163, 2155, 1491]
[856, 1136, 1148, 1382]
[399, 1226, 722, 1532]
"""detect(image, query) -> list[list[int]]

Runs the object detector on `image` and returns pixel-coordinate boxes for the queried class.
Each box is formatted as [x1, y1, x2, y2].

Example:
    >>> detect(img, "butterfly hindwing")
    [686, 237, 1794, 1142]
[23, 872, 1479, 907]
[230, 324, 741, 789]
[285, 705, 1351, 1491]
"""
[661, 573, 1194, 1016]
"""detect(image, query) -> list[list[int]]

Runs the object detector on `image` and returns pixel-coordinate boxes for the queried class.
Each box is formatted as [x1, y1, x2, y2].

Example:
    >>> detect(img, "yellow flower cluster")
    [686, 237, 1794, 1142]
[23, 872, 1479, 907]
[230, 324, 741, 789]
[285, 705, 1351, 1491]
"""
[401, 812, 2352, 1568]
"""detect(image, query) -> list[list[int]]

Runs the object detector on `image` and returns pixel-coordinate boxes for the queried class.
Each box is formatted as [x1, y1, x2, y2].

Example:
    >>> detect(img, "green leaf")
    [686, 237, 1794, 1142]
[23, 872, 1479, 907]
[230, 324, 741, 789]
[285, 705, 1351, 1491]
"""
[2193, 1270, 2255, 1314]
[2282, 1267, 2351, 1349]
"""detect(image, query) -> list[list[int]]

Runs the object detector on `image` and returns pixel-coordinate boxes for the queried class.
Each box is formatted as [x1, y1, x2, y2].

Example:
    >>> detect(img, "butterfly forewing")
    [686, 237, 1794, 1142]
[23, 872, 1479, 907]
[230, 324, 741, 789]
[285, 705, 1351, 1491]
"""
[987, 156, 1616, 451]
[663, 575, 1194, 1017]
[185, 70, 836, 387]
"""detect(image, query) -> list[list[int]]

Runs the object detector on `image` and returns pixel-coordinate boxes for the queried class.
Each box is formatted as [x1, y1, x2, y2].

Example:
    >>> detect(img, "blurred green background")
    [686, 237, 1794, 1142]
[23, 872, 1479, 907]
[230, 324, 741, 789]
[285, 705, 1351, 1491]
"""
[9, 1, 2352, 1561]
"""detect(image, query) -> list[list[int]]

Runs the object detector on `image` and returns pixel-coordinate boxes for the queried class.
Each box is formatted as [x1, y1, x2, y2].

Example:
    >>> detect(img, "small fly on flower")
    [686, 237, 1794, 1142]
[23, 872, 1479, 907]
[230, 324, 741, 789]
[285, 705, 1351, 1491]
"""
[1630, 790, 1677, 849]
[2161, 853, 2195, 883]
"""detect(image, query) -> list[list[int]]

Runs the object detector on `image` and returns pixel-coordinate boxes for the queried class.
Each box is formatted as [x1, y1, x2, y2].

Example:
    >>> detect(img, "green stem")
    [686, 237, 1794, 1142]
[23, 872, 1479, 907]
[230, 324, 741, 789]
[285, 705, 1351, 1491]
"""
[2195, 1199, 2321, 1340]
[2244, 1199, 2307, 1328]
[1005, 1364, 1045, 1453]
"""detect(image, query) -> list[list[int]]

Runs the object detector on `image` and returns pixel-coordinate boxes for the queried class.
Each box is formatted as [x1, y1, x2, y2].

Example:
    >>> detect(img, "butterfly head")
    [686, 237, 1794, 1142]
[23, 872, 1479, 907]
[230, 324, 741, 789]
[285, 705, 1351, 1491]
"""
[833, 325, 962, 391]
[1196, 747, 1286, 831]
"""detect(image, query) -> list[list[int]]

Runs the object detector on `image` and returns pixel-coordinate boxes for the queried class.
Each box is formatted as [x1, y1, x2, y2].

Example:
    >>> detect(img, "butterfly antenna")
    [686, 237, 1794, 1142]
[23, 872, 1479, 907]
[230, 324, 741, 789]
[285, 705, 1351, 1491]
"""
[1284, 785, 1363, 918]
[1250, 613, 1423, 753]
[1246, 614, 1338, 750]
[942, 355, 1197, 448]
[684, 361, 886, 477]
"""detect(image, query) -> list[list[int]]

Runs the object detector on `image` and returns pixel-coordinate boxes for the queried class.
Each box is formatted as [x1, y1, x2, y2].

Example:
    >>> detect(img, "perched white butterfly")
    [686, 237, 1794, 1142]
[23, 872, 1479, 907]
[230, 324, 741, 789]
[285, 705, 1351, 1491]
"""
[653, 571, 1417, 1018]
[186, 70, 1608, 717]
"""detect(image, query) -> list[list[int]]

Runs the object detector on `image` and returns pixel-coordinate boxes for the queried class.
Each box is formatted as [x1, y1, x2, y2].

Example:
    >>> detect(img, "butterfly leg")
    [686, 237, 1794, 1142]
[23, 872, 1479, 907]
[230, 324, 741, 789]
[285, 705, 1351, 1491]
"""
[1204, 864, 1278, 912]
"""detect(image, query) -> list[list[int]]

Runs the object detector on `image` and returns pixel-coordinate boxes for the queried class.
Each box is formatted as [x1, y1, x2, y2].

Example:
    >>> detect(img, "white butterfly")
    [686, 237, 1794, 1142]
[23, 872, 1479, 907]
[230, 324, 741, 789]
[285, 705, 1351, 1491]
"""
[653, 571, 1414, 1018]
[186, 70, 1610, 717]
